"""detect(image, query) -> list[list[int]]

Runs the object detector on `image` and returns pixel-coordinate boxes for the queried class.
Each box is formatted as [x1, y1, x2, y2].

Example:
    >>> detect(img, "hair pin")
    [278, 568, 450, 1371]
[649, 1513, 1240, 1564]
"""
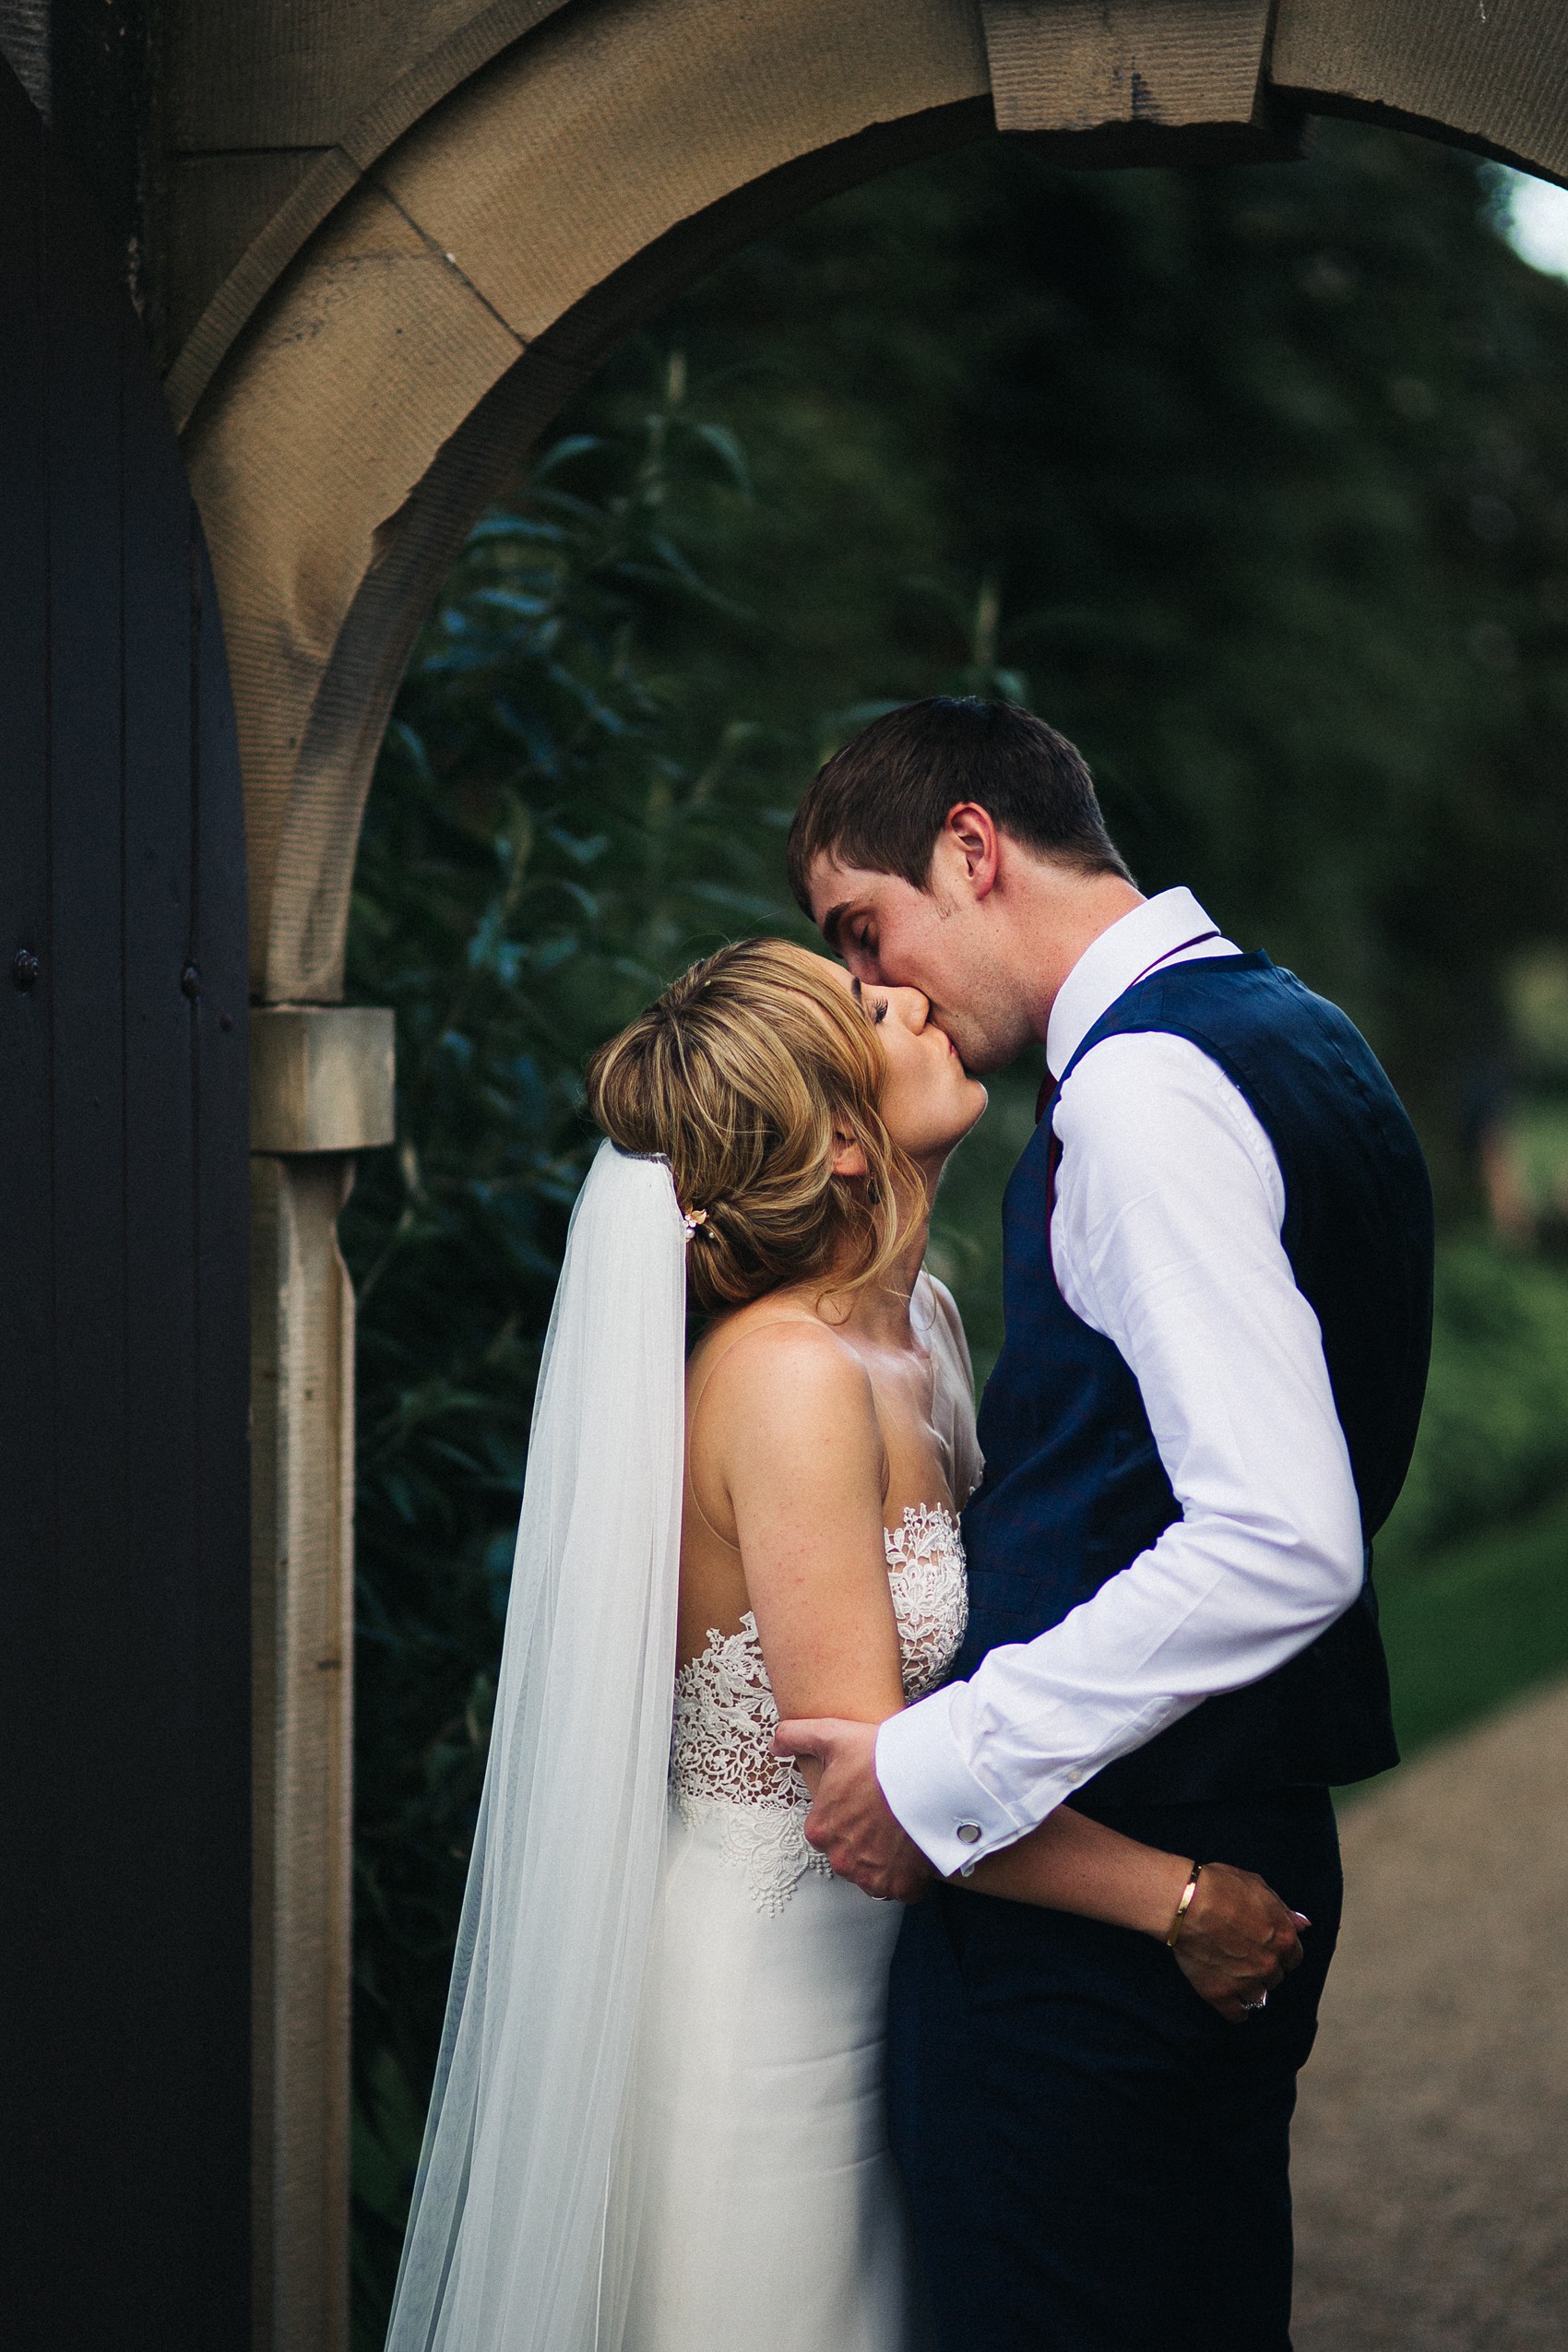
[681, 1206, 708, 1240]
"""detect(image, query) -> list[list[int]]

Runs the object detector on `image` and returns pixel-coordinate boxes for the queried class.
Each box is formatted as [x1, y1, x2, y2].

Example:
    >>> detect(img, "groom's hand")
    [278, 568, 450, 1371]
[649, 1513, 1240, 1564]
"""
[1172, 1861, 1308, 2025]
[773, 1717, 933, 1904]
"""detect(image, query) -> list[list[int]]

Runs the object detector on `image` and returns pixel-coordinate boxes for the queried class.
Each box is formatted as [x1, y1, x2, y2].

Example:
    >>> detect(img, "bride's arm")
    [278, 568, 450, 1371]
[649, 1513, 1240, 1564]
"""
[966, 1803, 1190, 1931]
[961, 1809, 1305, 2023]
[693, 1321, 908, 1781]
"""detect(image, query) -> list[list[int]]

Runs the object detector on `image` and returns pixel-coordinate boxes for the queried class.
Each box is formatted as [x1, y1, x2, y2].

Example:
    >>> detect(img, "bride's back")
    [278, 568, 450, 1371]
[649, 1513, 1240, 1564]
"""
[678, 1269, 979, 1673]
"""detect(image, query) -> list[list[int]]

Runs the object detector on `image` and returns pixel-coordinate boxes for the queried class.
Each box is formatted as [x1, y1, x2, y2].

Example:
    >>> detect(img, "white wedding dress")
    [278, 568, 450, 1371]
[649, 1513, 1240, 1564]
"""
[620, 1501, 969, 2352]
[384, 1150, 979, 2352]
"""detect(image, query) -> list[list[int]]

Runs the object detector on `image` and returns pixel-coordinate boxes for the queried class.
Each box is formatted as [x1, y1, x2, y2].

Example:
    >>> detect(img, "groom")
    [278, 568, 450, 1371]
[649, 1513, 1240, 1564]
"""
[777, 698, 1432, 2350]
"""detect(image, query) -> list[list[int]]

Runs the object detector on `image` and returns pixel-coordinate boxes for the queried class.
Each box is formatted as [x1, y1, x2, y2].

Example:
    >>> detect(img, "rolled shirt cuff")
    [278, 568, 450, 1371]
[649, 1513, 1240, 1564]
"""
[875, 1686, 1029, 1878]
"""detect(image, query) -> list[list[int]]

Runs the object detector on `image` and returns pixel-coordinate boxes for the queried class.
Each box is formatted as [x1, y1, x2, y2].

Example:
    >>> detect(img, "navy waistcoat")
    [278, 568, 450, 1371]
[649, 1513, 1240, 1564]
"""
[957, 953, 1432, 1804]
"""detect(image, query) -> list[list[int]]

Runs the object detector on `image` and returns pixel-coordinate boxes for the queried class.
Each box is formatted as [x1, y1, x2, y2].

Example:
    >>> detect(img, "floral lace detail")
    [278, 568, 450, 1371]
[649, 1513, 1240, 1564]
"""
[882, 1503, 971, 1703]
[670, 1505, 968, 1913]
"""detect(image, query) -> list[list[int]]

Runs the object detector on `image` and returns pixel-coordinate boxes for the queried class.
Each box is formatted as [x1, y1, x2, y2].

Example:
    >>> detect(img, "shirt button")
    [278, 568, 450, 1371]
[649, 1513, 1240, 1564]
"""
[956, 1823, 982, 1845]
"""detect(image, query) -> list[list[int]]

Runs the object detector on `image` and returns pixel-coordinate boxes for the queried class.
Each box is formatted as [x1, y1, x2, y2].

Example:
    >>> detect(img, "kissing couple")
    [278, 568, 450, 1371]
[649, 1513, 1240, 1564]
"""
[385, 698, 1433, 2352]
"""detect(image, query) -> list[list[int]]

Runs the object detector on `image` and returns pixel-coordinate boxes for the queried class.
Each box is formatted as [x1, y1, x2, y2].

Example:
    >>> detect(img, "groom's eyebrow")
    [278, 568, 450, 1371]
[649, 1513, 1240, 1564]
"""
[821, 902, 849, 952]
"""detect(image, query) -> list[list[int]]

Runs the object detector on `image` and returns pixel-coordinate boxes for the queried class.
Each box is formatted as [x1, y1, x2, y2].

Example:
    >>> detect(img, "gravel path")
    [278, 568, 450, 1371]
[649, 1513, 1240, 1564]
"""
[1292, 1680, 1568, 2348]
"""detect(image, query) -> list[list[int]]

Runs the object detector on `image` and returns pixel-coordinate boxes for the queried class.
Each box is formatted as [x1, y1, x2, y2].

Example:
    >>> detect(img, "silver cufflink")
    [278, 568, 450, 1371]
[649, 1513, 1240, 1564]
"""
[956, 1823, 982, 1845]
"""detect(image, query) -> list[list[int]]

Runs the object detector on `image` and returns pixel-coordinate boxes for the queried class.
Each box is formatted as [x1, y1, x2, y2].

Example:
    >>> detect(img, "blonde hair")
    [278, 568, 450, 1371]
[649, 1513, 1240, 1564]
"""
[587, 938, 921, 1314]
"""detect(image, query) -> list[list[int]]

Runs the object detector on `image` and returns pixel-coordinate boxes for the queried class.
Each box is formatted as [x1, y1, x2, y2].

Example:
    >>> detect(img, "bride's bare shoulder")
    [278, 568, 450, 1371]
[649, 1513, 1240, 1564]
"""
[691, 1303, 885, 1518]
[690, 1297, 875, 1425]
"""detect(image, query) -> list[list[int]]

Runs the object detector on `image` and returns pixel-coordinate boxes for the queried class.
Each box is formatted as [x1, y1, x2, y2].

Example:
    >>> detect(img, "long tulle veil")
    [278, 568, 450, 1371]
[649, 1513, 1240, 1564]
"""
[385, 1141, 688, 2352]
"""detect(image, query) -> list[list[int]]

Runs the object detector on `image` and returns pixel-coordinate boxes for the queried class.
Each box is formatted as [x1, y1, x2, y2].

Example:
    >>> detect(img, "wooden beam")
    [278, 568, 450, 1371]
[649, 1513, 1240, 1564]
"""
[981, 0, 1280, 137]
[251, 1005, 396, 1155]
[250, 1150, 358, 2352]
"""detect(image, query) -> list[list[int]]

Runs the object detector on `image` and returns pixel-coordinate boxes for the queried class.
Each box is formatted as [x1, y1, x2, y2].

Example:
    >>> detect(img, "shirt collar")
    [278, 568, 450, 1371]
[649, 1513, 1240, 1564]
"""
[1045, 886, 1228, 1078]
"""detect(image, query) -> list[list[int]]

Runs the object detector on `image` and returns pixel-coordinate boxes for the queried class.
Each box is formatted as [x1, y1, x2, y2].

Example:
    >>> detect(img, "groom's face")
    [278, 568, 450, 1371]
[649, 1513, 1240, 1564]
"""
[805, 849, 1038, 1076]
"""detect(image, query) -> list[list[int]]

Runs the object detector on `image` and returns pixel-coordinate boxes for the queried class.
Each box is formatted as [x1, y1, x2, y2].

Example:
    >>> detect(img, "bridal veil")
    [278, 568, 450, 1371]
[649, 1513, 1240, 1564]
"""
[385, 1141, 688, 2352]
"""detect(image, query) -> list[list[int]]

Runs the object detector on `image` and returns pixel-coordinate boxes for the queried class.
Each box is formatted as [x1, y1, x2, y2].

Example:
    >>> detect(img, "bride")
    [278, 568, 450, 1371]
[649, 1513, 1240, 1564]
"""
[385, 938, 1301, 2352]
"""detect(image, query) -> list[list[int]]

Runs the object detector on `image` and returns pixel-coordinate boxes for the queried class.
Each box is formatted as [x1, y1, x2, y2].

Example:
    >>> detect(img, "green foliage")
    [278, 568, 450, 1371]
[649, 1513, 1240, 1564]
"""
[608, 127, 1568, 1202]
[341, 123, 1568, 2340]
[1372, 1489, 1568, 1767]
[340, 381, 816, 2324]
[1381, 1238, 1568, 1564]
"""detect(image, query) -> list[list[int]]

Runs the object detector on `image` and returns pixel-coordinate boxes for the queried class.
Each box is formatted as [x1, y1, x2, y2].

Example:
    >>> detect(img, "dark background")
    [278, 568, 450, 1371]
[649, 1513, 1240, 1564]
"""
[339, 123, 1568, 2339]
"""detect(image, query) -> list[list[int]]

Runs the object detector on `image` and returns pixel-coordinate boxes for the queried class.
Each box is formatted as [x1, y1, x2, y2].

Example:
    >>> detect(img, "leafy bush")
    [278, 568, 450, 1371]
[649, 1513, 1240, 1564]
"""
[339, 379, 811, 2320]
[1381, 1237, 1568, 1564]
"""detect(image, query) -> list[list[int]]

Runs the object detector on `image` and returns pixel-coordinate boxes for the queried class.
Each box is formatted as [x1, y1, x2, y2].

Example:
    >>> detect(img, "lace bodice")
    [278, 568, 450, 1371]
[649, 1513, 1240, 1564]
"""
[670, 1504, 968, 1913]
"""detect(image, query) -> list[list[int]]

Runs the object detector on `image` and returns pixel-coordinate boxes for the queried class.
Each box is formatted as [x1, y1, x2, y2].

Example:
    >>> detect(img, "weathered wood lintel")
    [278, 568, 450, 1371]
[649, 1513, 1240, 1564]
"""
[981, 0, 1303, 160]
[250, 1004, 395, 1155]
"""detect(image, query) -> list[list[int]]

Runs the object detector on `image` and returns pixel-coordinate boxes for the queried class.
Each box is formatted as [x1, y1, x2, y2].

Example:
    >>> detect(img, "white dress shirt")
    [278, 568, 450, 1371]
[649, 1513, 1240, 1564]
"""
[876, 889, 1367, 1879]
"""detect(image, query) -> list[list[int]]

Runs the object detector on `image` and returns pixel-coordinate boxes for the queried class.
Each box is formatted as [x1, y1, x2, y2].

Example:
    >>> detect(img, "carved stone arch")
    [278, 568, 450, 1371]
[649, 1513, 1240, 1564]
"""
[183, 0, 993, 1003]
[178, 0, 1568, 1009]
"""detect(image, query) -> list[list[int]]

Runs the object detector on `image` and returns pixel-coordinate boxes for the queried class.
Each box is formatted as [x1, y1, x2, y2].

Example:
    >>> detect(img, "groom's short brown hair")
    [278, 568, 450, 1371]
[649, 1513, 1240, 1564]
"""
[786, 696, 1131, 913]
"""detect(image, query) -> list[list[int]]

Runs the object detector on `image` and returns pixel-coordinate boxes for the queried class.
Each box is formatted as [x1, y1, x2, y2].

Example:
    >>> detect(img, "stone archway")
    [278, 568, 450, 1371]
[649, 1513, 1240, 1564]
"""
[163, 5, 1568, 2345]
[177, 0, 1568, 1016]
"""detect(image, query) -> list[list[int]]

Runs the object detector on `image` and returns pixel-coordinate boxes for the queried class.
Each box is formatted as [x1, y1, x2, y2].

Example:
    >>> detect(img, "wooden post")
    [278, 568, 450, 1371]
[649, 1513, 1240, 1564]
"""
[250, 1007, 395, 2352]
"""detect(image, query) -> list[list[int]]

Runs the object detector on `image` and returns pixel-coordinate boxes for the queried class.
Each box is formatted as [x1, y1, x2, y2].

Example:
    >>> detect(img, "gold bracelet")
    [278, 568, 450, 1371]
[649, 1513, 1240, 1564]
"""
[1165, 1861, 1204, 1948]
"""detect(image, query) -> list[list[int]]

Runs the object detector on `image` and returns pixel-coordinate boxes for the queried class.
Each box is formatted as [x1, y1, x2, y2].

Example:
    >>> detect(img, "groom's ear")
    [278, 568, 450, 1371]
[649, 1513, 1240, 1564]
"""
[939, 803, 1002, 902]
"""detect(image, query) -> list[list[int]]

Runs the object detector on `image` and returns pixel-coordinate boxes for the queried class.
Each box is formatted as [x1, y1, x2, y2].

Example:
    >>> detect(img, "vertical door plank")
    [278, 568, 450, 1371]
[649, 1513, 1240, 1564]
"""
[42, 139, 137, 2314]
[184, 517, 255, 2307]
[0, 72, 55, 2333]
[0, 54, 250, 2349]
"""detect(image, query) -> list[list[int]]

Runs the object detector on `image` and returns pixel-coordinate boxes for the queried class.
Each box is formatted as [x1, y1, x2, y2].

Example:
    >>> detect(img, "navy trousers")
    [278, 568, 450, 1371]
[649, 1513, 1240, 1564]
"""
[887, 1788, 1342, 2352]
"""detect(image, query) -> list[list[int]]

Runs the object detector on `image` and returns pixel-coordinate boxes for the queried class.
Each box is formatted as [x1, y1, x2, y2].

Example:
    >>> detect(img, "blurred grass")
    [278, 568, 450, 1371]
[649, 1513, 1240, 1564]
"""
[1370, 1491, 1568, 1772]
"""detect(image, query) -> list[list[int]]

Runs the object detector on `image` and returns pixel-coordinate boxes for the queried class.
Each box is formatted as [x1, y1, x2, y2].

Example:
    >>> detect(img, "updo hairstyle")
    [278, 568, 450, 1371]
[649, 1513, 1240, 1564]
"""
[587, 938, 921, 1314]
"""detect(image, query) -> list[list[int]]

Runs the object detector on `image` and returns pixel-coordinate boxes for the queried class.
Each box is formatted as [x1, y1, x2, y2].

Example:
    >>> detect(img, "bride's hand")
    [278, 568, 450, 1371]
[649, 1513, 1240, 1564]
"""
[1171, 1862, 1308, 2025]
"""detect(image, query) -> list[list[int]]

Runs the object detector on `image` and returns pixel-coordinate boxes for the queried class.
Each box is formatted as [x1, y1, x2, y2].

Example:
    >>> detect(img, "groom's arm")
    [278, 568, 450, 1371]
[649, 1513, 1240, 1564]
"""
[874, 1030, 1365, 1879]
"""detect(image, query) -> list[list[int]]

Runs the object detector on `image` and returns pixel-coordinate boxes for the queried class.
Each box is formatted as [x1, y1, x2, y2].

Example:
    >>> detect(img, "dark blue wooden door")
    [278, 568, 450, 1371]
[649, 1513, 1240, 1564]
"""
[0, 57, 251, 2350]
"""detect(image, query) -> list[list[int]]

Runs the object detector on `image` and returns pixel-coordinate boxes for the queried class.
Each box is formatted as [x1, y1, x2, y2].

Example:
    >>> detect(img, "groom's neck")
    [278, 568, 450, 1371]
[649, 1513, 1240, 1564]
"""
[1002, 853, 1144, 1036]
